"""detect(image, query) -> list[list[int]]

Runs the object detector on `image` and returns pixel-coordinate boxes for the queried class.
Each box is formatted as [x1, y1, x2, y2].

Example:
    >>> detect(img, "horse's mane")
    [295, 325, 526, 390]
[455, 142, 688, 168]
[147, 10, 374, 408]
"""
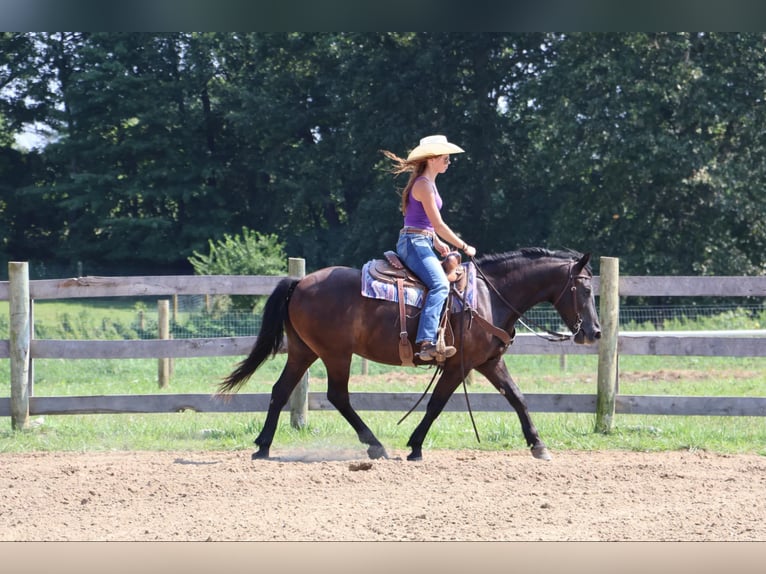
[476, 247, 588, 273]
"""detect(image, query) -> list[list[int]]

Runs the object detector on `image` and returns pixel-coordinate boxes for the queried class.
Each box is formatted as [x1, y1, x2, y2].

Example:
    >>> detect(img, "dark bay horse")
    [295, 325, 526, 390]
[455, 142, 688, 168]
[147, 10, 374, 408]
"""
[219, 248, 601, 461]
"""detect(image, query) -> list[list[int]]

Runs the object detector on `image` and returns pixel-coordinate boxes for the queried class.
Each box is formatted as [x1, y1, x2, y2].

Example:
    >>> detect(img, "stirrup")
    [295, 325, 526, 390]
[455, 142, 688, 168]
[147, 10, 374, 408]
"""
[417, 342, 456, 362]
[435, 327, 456, 360]
[416, 342, 438, 361]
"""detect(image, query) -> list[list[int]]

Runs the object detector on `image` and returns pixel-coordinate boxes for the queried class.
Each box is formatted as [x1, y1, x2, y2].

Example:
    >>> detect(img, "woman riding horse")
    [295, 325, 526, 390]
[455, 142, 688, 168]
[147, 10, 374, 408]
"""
[219, 247, 602, 462]
[382, 135, 477, 361]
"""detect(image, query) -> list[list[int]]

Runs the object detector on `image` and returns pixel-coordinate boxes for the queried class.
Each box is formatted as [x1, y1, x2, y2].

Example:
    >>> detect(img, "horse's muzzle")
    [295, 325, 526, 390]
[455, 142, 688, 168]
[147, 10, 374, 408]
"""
[574, 328, 601, 345]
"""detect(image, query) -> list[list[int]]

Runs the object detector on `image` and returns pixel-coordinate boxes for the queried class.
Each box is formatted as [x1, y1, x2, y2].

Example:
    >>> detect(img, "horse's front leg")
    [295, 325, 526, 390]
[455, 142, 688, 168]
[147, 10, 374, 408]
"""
[406, 369, 464, 461]
[475, 357, 551, 461]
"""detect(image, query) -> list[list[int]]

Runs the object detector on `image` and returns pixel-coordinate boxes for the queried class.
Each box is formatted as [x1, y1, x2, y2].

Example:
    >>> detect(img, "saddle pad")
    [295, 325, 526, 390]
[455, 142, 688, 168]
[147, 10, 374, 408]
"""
[361, 261, 425, 307]
[361, 261, 477, 310]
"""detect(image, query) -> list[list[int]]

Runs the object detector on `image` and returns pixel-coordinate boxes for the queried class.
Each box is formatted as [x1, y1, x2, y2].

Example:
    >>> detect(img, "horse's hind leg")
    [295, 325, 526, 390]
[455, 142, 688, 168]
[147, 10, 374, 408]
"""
[253, 345, 317, 459]
[476, 358, 551, 461]
[325, 359, 388, 459]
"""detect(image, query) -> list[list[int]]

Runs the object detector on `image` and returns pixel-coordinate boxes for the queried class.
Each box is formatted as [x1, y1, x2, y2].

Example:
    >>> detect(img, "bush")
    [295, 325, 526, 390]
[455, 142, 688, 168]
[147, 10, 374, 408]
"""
[188, 227, 287, 312]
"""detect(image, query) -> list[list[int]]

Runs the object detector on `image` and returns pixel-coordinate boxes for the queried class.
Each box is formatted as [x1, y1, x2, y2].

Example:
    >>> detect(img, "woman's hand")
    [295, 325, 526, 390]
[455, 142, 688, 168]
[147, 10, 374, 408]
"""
[462, 243, 477, 257]
[434, 239, 450, 257]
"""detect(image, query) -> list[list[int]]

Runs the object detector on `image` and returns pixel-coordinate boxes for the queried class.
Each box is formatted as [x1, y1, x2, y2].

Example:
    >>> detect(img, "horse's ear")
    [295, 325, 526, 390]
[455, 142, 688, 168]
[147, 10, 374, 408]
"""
[574, 252, 591, 273]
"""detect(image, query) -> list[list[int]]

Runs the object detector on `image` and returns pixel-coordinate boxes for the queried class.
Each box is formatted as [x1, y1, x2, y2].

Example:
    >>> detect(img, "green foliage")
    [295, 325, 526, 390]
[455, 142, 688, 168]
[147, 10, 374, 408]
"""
[164, 312, 261, 339]
[3, 32, 766, 278]
[188, 227, 286, 311]
[33, 311, 141, 340]
[661, 309, 766, 331]
[189, 227, 286, 276]
[527, 33, 766, 276]
[622, 307, 766, 332]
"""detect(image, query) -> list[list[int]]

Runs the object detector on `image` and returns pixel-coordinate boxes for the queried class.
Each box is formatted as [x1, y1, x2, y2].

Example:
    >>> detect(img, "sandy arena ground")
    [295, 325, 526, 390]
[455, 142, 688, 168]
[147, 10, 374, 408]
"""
[1, 447, 765, 541]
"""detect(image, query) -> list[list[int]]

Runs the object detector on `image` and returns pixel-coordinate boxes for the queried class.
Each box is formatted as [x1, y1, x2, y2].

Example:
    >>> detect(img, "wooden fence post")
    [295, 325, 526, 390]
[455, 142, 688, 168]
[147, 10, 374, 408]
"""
[595, 256, 619, 433]
[158, 299, 170, 388]
[287, 257, 309, 429]
[9, 262, 30, 430]
[29, 298, 35, 396]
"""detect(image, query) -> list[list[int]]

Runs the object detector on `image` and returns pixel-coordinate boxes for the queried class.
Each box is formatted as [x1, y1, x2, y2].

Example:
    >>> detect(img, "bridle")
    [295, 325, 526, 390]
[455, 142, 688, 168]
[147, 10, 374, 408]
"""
[471, 256, 589, 343]
[550, 260, 591, 339]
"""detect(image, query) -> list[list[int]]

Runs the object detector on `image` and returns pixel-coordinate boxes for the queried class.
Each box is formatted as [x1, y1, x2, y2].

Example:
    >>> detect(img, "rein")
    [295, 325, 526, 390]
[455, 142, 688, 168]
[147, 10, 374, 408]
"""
[396, 287, 481, 443]
[469, 255, 585, 343]
[398, 254, 588, 445]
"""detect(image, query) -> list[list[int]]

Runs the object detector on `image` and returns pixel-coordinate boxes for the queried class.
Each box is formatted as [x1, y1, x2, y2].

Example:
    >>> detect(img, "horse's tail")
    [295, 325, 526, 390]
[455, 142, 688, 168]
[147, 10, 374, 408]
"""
[217, 277, 298, 394]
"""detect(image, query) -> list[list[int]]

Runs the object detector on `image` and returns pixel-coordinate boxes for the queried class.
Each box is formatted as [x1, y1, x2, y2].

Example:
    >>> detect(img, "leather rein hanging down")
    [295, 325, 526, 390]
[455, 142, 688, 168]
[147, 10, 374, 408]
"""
[456, 257, 589, 443]
[396, 285, 482, 442]
[398, 256, 589, 444]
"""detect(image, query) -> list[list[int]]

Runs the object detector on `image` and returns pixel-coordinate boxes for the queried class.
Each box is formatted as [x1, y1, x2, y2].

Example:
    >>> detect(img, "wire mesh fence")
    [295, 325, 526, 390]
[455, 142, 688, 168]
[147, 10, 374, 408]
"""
[5, 295, 764, 341]
[150, 302, 766, 340]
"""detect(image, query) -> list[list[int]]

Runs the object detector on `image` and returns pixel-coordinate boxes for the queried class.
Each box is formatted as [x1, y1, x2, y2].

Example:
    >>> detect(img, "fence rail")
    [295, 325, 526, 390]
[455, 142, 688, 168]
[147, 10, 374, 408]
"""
[7, 329, 765, 360]
[0, 274, 284, 300]
[3, 259, 766, 431]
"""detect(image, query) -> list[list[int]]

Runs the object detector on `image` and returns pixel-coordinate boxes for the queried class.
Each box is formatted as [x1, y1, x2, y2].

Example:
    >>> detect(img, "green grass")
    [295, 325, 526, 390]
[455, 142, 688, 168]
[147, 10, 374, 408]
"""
[2, 352, 765, 456]
[2, 300, 766, 456]
[2, 407, 764, 457]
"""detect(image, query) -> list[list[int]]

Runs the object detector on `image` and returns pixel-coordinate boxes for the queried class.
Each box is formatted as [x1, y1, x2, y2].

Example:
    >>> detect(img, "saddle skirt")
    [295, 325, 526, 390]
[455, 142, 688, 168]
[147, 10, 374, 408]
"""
[361, 251, 477, 310]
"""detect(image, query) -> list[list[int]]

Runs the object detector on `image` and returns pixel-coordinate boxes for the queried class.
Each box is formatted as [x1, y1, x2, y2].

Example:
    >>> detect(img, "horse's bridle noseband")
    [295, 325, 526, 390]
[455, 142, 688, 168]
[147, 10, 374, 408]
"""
[552, 260, 591, 338]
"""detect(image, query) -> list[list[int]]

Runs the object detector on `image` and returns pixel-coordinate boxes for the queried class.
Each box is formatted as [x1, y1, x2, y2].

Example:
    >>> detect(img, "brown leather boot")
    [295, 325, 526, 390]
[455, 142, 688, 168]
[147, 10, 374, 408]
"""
[416, 342, 438, 361]
[417, 341, 456, 361]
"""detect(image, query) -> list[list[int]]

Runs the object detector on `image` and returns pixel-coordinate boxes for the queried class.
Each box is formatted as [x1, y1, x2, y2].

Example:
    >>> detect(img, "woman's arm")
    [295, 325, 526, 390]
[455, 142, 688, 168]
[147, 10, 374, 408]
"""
[412, 179, 477, 256]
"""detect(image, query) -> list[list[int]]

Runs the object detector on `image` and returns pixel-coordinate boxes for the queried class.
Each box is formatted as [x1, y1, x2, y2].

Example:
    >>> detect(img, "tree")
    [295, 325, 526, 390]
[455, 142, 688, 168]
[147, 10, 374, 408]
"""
[5, 32, 766, 281]
[526, 32, 766, 276]
[8, 33, 239, 273]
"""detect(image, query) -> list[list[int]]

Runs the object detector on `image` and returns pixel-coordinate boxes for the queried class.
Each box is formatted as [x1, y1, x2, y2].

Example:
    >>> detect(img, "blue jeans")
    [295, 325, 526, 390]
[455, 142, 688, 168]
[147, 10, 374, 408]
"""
[396, 233, 449, 344]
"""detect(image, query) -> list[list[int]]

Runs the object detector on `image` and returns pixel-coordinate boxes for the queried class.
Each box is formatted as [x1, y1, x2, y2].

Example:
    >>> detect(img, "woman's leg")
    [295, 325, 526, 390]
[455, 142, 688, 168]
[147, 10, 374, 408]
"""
[397, 234, 449, 344]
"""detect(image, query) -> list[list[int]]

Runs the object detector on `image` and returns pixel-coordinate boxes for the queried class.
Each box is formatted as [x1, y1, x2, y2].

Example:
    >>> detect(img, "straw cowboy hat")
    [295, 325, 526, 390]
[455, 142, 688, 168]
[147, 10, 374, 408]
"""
[406, 135, 465, 161]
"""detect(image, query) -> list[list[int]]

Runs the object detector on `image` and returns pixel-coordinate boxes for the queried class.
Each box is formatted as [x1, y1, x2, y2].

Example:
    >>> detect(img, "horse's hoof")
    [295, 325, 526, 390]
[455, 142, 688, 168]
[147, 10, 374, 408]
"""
[531, 445, 552, 461]
[251, 448, 270, 460]
[406, 451, 423, 462]
[367, 445, 389, 460]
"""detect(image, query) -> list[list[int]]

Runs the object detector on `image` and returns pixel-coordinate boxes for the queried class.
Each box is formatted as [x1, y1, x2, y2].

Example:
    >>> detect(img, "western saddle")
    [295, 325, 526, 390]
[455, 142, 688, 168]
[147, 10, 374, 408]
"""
[368, 250, 466, 366]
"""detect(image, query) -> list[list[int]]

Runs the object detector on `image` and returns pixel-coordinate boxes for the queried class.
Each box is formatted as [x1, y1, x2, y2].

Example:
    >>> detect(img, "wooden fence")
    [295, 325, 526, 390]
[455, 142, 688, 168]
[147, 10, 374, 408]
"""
[2, 257, 766, 432]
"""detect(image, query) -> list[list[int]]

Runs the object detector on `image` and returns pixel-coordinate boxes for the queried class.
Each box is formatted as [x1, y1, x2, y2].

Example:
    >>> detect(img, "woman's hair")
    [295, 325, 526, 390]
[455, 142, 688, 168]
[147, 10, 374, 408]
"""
[381, 149, 430, 215]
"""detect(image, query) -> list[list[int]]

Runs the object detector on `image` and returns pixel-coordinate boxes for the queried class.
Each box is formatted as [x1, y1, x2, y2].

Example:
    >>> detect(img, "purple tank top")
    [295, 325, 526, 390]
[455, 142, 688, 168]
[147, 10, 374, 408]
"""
[403, 176, 442, 231]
